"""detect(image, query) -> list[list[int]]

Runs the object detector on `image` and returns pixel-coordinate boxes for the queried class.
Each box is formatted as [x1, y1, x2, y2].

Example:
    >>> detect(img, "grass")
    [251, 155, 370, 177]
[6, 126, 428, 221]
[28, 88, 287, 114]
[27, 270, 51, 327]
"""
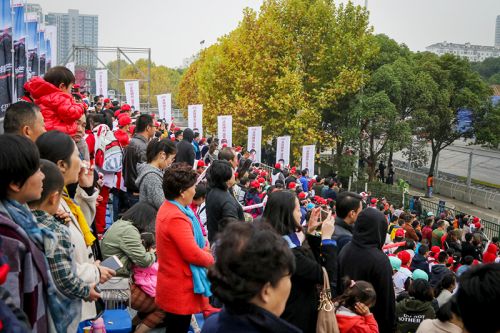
[457, 176, 500, 189]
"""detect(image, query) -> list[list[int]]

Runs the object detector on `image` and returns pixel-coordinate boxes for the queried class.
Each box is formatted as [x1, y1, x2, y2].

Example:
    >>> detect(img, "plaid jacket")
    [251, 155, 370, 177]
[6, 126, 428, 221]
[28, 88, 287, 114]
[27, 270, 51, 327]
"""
[32, 210, 90, 300]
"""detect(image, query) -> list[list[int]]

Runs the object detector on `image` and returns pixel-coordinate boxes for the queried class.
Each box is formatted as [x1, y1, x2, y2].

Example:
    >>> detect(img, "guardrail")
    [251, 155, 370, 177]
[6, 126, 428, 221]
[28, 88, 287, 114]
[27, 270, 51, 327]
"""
[406, 194, 500, 240]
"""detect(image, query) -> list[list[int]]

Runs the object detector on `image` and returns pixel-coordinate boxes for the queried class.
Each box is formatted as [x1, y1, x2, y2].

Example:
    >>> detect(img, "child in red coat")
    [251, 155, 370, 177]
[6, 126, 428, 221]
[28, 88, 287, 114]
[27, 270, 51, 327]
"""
[335, 279, 379, 333]
[24, 66, 84, 136]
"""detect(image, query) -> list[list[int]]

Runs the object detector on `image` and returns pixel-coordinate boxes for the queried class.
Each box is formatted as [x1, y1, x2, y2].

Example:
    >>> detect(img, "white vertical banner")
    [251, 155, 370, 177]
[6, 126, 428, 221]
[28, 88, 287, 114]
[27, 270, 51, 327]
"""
[188, 104, 203, 135]
[247, 126, 262, 163]
[95, 69, 108, 98]
[301, 145, 315, 173]
[157, 94, 172, 121]
[124, 80, 140, 111]
[65, 62, 75, 74]
[217, 115, 233, 147]
[44, 25, 57, 66]
[276, 136, 291, 167]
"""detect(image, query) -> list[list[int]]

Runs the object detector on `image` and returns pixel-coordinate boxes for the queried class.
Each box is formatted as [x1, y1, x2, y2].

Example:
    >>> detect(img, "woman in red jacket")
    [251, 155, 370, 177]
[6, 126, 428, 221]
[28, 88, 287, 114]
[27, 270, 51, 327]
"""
[156, 163, 214, 333]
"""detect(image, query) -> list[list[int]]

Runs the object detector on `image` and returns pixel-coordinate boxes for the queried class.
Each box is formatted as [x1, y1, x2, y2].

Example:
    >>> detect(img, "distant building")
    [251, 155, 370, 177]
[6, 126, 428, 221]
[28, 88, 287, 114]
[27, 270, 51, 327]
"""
[426, 41, 500, 62]
[45, 9, 98, 67]
[495, 16, 500, 47]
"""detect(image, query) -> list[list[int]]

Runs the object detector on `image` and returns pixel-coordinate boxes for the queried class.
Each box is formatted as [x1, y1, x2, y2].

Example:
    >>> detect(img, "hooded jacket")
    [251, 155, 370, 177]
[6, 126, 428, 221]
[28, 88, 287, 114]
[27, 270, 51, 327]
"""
[24, 77, 84, 136]
[337, 208, 396, 333]
[396, 297, 435, 333]
[410, 254, 430, 275]
[429, 264, 450, 289]
[482, 243, 498, 263]
[135, 163, 165, 210]
[336, 306, 379, 333]
[176, 128, 195, 167]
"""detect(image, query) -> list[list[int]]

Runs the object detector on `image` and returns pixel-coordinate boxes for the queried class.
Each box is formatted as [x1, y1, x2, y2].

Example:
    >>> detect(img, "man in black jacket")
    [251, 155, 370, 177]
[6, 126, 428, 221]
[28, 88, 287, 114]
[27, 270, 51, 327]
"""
[332, 191, 362, 252]
[175, 128, 195, 167]
[337, 208, 396, 333]
[122, 114, 155, 206]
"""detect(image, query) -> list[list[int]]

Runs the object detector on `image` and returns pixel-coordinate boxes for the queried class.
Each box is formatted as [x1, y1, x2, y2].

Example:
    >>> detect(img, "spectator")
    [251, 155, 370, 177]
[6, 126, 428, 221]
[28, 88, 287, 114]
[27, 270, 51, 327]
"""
[101, 203, 162, 332]
[335, 279, 379, 333]
[218, 147, 239, 170]
[411, 244, 431, 275]
[0, 135, 50, 332]
[483, 243, 498, 263]
[175, 128, 196, 167]
[123, 114, 156, 206]
[461, 233, 482, 261]
[262, 190, 337, 333]
[136, 138, 177, 210]
[431, 220, 446, 247]
[455, 263, 500, 333]
[36, 131, 115, 321]
[429, 252, 450, 289]
[456, 255, 474, 277]
[396, 279, 435, 333]
[393, 251, 413, 294]
[189, 183, 208, 238]
[332, 191, 362, 251]
[29, 159, 99, 332]
[156, 163, 214, 332]
[3, 101, 46, 142]
[271, 163, 286, 185]
[202, 222, 301, 333]
[323, 179, 338, 201]
[402, 213, 419, 242]
[337, 208, 396, 333]
[244, 181, 263, 219]
[416, 299, 463, 333]
[443, 230, 462, 255]
[24, 66, 84, 136]
[299, 168, 309, 192]
[435, 274, 456, 308]
[205, 160, 244, 243]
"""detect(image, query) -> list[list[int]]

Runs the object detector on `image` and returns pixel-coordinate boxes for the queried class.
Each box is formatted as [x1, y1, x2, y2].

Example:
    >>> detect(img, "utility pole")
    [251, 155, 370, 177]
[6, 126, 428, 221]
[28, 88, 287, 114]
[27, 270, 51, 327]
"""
[466, 151, 473, 190]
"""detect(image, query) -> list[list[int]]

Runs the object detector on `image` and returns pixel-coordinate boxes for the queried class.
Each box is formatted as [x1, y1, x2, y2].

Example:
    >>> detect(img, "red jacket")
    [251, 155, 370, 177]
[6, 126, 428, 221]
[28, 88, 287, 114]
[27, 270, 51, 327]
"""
[24, 77, 84, 136]
[156, 201, 214, 315]
[422, 226, 432, 244]
[114, 128, 130, 147]
[336, 308, 379, 333]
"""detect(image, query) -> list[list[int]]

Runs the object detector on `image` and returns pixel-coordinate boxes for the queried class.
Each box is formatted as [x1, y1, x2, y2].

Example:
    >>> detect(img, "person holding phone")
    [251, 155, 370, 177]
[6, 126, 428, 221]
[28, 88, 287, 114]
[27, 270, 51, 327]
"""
[261, 191, 337, 333]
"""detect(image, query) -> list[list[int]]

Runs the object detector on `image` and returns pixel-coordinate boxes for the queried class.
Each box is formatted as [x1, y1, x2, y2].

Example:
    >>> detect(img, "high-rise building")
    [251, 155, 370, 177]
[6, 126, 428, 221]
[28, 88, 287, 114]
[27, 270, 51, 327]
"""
[495, 16, 500, 47]
[45, 9, 98, 67]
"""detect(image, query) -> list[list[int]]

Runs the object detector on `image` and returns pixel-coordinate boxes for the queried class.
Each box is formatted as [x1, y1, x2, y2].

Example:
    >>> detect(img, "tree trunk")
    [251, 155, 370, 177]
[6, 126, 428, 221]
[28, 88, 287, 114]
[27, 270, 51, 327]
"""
[428, 148, 438, 177]
[367, 156, 376, 181]
[388, 146, 394, 168]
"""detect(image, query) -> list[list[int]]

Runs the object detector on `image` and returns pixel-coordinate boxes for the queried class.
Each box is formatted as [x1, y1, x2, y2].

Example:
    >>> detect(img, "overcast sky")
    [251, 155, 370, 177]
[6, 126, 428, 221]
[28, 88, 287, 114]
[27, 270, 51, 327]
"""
[35, 0, 500, 68]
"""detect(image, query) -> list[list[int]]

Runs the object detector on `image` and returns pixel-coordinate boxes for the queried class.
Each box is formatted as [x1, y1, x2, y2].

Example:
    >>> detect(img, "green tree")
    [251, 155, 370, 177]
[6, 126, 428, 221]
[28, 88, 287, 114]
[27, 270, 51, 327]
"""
[412, 53, 491, 176]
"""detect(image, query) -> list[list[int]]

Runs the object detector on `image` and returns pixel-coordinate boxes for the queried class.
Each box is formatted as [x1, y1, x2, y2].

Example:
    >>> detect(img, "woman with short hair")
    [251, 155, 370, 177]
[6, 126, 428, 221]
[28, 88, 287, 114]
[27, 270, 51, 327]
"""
[156, 163, 214, 333]
[202, 221, 301, 333]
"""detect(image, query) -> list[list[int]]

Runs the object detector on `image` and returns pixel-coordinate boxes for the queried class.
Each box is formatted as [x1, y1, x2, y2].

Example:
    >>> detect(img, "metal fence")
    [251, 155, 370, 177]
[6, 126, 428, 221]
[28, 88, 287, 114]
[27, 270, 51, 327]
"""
[405, 194, 500, 240]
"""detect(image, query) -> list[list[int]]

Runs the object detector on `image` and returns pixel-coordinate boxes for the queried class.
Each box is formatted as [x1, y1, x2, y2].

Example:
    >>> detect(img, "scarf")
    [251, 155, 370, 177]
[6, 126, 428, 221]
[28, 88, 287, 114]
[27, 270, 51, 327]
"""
[168, 200, 212, 297]
[62, 187, 96, 246]
[4, 200, 75, 333]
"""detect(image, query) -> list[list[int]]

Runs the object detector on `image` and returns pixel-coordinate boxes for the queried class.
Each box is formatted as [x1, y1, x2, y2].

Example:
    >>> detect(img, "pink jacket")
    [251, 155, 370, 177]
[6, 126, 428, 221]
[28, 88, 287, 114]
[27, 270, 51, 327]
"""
[133, 262, 158, 298]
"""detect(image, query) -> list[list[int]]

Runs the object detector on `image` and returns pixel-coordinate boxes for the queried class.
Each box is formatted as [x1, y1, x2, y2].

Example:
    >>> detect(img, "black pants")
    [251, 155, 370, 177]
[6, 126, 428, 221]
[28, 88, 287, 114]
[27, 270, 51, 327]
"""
[164, 312, 191, 333]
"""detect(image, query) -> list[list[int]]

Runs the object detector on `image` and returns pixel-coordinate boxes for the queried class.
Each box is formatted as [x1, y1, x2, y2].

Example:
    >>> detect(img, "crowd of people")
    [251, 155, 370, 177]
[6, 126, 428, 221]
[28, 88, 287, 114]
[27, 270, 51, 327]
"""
[0, 66, 499, 333]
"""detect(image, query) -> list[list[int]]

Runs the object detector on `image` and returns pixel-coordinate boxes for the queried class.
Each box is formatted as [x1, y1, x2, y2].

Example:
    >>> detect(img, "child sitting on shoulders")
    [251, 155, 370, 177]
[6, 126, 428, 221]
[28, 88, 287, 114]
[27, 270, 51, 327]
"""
[335, 278, 379, 333]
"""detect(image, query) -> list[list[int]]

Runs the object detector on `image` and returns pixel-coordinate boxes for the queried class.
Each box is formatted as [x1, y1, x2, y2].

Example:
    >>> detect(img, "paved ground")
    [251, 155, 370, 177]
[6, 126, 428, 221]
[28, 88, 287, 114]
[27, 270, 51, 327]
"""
[393, 140, 500, 187]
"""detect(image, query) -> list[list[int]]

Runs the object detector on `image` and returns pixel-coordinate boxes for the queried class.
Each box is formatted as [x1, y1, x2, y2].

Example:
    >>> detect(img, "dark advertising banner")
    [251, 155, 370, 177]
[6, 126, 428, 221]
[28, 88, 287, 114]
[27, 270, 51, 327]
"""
[13, 4, 26, 101]
[0, 0, 12, 118]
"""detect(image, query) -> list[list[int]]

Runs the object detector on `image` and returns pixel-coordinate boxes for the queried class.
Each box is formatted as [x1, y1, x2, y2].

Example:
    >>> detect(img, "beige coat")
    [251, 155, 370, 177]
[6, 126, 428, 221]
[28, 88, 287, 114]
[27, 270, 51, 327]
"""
[59, 186, 100, 326]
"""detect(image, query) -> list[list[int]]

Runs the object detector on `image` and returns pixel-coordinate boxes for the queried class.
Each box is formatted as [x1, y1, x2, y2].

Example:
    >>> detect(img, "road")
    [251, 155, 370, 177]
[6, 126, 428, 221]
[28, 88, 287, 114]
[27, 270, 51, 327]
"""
[393, 140, 500, 186]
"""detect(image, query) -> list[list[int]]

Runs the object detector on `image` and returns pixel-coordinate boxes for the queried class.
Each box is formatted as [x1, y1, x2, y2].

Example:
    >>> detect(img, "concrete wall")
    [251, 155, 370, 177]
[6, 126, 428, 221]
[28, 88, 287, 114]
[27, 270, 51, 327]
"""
[395, 167, 500, 213]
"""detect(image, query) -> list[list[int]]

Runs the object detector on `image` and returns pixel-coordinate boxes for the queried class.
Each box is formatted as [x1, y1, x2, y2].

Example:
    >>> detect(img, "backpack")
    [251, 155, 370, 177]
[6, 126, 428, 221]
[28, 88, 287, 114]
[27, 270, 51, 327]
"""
[93, 124, 123, 172]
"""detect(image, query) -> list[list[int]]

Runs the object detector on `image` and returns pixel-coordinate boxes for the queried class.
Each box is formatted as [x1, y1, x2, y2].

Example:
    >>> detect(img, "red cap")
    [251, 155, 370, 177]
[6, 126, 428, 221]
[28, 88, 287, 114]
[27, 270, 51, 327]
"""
[472, 216, 480, 223]
[103, 98, 110, 104]
[257, 177, 265, 184]
[474, 222, 481, 230]
[121, 104, 131, 112]
[395, 228, 405, 238]
[250, 181, 261, 189]
[370, 198, 378, 204]
[447, 257, 455, 265]
[200, 138, 206, 144]
[197, 160, 205, 168]
[73, 84, 81, 89]
[288, 182, 296, 189]
[275, 163, 281, 169]
[397, 250, 411, 266]
[431, 246, 441, 255]
[235, 146, 242, 152]
[290, 167, 296, 174]
[114, 110, 121, 118]
[222, 143, 228, 148]
[118, 115, 132, 127]
[298, 192, 307, 200]
[261, 171, 268, 177]
[154, 121, 161, 128]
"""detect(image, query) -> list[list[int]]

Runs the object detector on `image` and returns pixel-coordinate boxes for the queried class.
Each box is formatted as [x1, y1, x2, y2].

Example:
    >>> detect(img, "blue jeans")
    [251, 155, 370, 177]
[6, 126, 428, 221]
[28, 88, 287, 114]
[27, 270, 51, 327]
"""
[127, 191, 139, 207]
